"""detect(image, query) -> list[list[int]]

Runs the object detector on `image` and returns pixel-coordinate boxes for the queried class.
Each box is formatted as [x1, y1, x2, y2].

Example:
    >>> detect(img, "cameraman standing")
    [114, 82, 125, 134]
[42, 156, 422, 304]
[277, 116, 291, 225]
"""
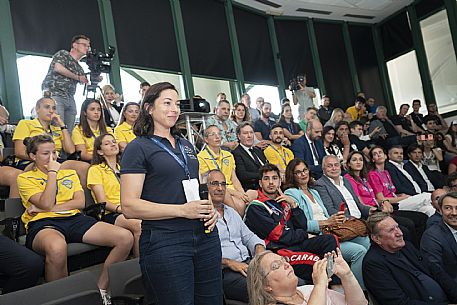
[291, 74, 316, 120]
[42, 35, 90, 133]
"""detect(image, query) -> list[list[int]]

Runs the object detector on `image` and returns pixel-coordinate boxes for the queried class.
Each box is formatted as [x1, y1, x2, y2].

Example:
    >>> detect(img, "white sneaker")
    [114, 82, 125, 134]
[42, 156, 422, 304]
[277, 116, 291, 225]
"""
[100, 289, 112, 305]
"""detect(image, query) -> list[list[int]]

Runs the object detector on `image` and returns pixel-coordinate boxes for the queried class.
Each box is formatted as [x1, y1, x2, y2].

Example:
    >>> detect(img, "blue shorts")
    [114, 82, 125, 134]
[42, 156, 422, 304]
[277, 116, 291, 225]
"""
[101, 213, 120, 225]
[26, 214, 97, 249]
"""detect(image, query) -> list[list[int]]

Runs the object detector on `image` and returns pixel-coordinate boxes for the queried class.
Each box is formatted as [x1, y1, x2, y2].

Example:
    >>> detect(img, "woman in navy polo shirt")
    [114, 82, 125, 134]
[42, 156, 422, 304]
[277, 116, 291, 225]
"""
[120, 82, 222, 305]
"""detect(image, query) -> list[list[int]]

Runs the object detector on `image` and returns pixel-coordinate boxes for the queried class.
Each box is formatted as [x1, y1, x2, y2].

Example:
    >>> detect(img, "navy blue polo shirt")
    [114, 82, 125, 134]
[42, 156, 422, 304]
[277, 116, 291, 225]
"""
[254, 118, 276, 140]
[120, 135, 199, 230]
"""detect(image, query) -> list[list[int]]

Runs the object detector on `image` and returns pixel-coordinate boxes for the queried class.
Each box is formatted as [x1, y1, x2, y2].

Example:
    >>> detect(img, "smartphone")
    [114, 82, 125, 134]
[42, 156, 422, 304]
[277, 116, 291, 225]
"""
[339, 202, 345, 212]
[427, 134, 434, 141]
[199, 184, 208, 200]
[326, 256, 334, 278]
[420, 135, 426, 141]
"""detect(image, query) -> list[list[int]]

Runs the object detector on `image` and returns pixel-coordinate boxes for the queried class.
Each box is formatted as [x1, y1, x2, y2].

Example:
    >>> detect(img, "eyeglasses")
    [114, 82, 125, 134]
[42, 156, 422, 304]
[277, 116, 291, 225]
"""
[208, 181, 227, 187]
[293, 168, 309, 176]
[206, 132, 221, 138]
[264, 256, 287, 278]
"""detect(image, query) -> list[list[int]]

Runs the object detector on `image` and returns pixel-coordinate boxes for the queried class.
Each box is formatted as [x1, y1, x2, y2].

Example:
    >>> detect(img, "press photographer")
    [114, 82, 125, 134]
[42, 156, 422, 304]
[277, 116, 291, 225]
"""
[289, 74, 316, 119]
[41, 34, 91, 133]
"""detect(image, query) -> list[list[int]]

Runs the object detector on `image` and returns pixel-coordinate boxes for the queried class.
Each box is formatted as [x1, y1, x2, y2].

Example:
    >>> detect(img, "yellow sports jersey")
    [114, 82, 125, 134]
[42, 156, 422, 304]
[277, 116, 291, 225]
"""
[198, 147, 236, 189]
[346, 106, 364, 121]
[72, 125, 113, 155]
[114, 122, 136, 144]
[17, 168, 82, 229]
[264, 144, 294, 170]
[87, 163, 120, 214]
[13, 118, 64, 157]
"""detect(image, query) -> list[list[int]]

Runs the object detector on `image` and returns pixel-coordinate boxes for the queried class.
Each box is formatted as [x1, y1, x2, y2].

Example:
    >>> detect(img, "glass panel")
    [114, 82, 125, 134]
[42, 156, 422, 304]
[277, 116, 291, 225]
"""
[245, 84, 282, 117]
[121, 67, 184, 99]
[16, 54, 110, 118]
[192, 77, 232, 109]
[387, 51, 426, 113]
[420, 9, 457, 114]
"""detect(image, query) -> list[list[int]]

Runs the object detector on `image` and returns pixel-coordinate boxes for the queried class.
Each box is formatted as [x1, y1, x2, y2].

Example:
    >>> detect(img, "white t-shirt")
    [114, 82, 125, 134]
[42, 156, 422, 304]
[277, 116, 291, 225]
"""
[297, 285, 347, 305]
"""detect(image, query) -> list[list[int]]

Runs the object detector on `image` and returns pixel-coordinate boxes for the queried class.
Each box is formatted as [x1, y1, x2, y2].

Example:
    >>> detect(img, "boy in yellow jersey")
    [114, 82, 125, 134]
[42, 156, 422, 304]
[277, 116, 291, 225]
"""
[17, 134, 132, 304]
[264, 124, 294, 180]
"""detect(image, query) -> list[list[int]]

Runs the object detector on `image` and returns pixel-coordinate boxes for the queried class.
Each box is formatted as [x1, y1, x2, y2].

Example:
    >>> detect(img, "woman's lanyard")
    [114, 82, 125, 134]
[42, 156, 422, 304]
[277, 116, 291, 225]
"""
[150, 138, 191, 179]
[269, 144, 287, 166]
[360, 177, 376, 203]
[205, 147, 222, 171]
[107, 164, 121, 183]
[377, 169, 397, 197]
[287, 122, 295, 134]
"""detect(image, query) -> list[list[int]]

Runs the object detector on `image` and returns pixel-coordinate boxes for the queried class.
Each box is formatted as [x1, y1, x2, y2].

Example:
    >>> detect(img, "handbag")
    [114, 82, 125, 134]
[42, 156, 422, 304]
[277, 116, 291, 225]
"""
[323, 218, 368, 242]
[83, 202, 106, 221]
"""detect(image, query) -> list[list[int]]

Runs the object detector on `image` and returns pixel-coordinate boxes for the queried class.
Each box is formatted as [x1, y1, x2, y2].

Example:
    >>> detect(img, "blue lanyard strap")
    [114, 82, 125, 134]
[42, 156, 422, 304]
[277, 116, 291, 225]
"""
[269, 144, 287, 166]
[150, 137, 191, 179]
[205, 147, 221, 171]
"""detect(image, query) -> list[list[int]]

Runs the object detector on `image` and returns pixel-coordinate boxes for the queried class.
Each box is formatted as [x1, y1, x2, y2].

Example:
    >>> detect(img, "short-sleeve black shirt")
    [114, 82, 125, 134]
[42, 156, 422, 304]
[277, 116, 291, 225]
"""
[120, 135, 199, 229]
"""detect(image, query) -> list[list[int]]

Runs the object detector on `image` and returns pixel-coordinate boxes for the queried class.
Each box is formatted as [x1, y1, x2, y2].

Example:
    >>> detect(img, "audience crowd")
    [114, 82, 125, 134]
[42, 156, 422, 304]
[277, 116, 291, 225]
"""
[1, 34, 457, 305]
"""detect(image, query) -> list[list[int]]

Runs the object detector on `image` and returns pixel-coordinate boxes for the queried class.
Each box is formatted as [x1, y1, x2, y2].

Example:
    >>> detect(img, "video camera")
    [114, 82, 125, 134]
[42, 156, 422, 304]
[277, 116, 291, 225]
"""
[81, 46, 115, 93]
[289, 74, 305, 91]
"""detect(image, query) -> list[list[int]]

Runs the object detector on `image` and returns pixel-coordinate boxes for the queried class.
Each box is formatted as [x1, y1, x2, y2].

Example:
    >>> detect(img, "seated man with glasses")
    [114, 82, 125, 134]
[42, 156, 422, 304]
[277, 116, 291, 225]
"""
[207, 169, 265, 302]
[244, 163, 338, 284]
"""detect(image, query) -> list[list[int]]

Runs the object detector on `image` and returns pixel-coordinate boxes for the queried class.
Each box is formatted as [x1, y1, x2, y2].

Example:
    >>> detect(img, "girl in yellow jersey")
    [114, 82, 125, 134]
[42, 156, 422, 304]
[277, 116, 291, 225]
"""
[114, 102, 140, 152]
[17, 134, 132, 300]
[13, 96, 90, 186]
[87, 133, 141, 257]
[72, 99, 112, 162]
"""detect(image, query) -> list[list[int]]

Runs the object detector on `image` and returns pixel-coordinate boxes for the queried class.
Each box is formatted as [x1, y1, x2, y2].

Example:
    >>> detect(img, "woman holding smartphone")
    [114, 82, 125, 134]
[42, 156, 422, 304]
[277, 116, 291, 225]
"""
[120, 82, 222, 305]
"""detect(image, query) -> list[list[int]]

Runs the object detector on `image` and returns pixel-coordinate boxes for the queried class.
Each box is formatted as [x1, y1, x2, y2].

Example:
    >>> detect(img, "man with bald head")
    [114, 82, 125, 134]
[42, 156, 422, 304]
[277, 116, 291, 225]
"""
[291, 119, 325, 178]
[426, 188, 448, 229]
[208, 169, 265, 302]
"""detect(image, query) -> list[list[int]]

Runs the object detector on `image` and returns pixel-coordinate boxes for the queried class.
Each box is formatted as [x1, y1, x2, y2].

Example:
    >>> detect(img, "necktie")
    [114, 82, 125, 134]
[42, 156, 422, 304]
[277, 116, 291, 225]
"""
[249, 148, 261, 165]
[310, 142, 319, 165]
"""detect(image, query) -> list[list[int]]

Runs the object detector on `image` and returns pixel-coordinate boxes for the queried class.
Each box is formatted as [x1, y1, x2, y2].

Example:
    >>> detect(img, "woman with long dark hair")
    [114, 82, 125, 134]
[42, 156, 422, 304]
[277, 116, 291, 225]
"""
[278, 103, 303, 142]
[72, 99, 111, 162]
[368, 146, 434, 216]
[230, 102, 251, 125]
[283, 158, 370, 289]
[120, 82, 221, 305]
[87, 133, 141, 257]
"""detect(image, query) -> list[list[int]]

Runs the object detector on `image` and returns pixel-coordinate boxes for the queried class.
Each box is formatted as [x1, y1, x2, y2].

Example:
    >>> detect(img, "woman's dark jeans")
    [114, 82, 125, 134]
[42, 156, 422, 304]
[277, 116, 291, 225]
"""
[139, 223, 223, 305]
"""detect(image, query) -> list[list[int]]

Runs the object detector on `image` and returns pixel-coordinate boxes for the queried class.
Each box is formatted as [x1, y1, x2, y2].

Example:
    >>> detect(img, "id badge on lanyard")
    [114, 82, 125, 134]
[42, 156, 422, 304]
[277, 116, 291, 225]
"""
[150, 138, 200, 201]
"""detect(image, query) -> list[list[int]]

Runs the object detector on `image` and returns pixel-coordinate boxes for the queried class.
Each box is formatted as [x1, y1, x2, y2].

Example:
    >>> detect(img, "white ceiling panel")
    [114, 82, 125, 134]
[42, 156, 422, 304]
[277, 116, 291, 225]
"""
[234, 0, 414, 23]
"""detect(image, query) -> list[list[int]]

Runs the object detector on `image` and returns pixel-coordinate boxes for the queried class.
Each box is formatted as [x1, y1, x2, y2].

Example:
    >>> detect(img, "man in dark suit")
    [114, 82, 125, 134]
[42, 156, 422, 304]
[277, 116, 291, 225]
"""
[290, 119, 325, 178]
[232, 122, 267, 191]
[421, 192, 457, 283]
[363, 212, 457, 305]
[404, 144, 445, 192]
[314, 155, 375, 218]
[385, 146, 432, 197]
